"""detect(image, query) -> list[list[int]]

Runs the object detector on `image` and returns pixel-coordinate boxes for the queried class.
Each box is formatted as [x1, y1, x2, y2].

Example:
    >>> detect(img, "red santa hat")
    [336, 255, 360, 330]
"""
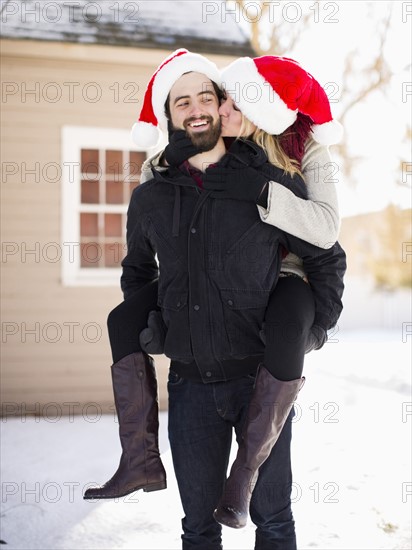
[132, 49, 222, 148]
[221, 56, 343, 145]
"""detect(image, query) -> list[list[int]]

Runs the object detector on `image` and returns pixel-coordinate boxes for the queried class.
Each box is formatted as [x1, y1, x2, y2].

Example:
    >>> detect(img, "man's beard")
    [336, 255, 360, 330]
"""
[183, 116, 222, 152]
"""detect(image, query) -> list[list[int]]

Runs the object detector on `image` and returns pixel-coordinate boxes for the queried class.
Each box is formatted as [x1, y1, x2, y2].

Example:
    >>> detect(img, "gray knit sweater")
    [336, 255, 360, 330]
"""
[140, 138, 340, 277]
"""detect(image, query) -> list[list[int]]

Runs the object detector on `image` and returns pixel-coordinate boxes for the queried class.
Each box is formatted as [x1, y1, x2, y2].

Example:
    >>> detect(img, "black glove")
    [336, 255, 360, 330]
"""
[305, 325, 327, 354]
[139, 310, 167, 355]
[163, 127, 202, 167]
[203, 163, 269, 203]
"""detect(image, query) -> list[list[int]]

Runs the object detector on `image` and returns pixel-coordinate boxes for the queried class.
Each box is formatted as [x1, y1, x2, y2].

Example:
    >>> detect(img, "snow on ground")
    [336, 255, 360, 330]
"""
[1, 329, 411, 549]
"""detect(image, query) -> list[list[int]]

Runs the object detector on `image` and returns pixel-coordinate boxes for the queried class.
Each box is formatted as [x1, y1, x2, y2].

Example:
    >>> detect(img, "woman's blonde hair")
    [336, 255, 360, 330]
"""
[239, 116, 303, 177]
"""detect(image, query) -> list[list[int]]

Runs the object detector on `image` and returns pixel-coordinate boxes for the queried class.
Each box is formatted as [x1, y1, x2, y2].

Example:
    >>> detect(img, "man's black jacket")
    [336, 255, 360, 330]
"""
[121, 139, 346, 382]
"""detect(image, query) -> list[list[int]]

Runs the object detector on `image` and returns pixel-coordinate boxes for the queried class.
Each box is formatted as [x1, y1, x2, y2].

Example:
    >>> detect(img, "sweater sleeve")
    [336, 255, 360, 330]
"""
[257, 138, 341, 248]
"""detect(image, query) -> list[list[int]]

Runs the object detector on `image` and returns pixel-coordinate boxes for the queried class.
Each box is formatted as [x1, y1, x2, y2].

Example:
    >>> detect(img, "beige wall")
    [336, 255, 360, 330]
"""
[339, 207, 412, 279]
[0, 39, 236, 415]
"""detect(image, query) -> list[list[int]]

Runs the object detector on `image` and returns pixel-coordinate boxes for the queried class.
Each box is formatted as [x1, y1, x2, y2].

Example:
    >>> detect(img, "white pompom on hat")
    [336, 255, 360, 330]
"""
[132, 49, 222, 148]
[221, 55, 343, 145]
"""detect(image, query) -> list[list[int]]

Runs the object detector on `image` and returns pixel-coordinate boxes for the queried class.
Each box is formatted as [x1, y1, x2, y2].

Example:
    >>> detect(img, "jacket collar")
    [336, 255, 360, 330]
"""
[151, 164, 199, 188]
[150, 138, 267, 187]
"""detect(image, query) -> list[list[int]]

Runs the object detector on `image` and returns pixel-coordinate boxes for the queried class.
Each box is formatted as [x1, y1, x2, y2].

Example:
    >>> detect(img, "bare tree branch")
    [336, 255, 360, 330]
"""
[339, 4, 393, 123]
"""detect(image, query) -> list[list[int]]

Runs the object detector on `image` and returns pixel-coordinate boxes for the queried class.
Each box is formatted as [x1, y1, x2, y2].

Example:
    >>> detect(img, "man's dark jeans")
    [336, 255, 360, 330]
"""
[168, 370, 297, 550]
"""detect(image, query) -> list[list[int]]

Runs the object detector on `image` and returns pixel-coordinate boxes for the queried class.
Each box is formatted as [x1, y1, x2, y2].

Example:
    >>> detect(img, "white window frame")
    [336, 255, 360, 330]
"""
[61, 125, 160, 286]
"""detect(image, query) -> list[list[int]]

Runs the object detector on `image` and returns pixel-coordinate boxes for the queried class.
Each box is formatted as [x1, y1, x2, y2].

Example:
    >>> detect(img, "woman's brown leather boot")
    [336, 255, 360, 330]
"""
[84, 352, 166, 499]
[213, 365, 304, 528]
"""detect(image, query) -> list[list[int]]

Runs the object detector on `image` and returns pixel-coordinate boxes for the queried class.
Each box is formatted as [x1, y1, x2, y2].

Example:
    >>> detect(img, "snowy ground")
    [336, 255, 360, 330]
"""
[1, 330, 411, 549]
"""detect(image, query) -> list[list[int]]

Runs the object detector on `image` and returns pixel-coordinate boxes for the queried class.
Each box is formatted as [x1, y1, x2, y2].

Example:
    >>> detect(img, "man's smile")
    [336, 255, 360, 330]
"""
[185, 117, 212, 132]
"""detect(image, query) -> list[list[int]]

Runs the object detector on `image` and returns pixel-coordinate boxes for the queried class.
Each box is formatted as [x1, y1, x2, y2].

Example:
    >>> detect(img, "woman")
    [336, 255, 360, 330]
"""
[83, 54, 344, 526]
[203, 54, 343, 528]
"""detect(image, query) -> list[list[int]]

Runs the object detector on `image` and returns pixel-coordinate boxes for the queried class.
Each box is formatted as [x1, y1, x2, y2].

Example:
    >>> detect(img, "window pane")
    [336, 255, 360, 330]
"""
[106, 180, 124, 204]
[80, 242, 101, 268]
[81, 149, 99, 175]
[76, 149, 147, 273]
[104, 213, 122, 237]
[130, 151, 146, 169]
[129, 151, 146, 181]
[81, 179, 99, 204]
[106, 150, 123, 178]
[104, 243, 123, 267]
[80, 213, 98, 237]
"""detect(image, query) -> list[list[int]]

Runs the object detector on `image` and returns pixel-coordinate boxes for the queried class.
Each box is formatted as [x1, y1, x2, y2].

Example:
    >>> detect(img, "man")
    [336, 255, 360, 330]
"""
[124, 49, 345, 549]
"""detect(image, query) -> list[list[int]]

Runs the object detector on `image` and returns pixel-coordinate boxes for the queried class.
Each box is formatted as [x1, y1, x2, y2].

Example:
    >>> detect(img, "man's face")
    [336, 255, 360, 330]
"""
[168, 72, 222, 151]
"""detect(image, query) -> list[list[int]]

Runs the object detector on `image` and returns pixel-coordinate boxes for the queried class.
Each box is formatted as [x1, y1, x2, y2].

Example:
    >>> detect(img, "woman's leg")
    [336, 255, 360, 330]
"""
[213, 276, 315, 529]
[84, 279, 166, 500]
[107, 279, 160, 363]
[264, 275, 315, 380]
